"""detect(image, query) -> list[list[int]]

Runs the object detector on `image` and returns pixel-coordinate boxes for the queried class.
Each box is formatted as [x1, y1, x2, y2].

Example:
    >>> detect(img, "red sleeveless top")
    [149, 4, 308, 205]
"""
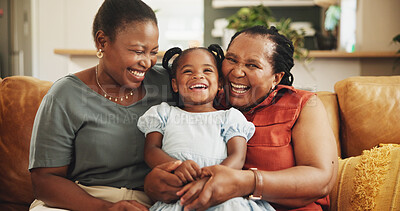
[219, 85, 329, 211]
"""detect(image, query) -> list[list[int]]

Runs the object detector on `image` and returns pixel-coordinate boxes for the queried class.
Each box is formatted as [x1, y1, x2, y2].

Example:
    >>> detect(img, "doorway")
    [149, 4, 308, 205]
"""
[0, 0, 32, 78]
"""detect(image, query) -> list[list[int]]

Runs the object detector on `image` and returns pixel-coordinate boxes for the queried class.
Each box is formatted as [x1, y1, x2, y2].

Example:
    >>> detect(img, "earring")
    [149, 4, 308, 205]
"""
[96, 49, 104, 59]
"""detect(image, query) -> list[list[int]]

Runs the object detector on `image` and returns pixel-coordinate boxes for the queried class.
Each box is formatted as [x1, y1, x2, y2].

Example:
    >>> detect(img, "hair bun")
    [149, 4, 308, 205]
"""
[162, 47, 182, 72]
[269, 26, 278, 33]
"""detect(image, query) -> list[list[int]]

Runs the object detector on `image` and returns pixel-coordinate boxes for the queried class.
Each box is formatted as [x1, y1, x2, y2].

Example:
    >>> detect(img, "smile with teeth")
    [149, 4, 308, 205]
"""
[231, 82, 249, 94]
[189, 83, 208, 89]
[129, 69, 145, 77]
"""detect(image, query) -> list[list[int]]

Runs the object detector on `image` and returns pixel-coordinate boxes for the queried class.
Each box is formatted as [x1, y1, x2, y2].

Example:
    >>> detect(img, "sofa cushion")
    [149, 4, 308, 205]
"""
[0, 76, 52, 209]
[329, 144, 400, 211]
[316, 91, 341, 157]
[334, 76, 400, 157]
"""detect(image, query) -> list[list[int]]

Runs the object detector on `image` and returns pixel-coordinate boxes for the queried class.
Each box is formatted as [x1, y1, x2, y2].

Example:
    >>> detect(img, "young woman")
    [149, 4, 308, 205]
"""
[137, 45, 274, 211]
[29, 0, 171, 210]
[144, 26, 338, 211]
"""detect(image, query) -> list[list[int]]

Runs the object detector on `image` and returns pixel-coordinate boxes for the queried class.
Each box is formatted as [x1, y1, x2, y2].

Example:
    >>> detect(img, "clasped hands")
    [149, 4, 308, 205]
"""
[144, 160, 245, 211]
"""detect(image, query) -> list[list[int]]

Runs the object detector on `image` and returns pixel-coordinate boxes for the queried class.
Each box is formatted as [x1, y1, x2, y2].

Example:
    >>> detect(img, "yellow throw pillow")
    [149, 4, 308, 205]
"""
[329, 144, 400, 211]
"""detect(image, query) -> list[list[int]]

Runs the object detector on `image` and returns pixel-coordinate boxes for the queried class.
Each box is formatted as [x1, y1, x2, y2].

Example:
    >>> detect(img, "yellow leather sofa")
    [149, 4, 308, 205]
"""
[0, 75, 399, 210]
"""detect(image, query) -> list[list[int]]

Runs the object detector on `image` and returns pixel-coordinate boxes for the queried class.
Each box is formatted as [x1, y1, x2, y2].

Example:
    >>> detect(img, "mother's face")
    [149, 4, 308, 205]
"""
[222, 33, 282, 110]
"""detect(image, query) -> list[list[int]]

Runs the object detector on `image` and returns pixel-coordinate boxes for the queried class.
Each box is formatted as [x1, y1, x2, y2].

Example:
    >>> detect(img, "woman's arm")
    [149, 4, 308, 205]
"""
[217, 136, 247, 169]
[255, 96, 338, 207]
[184, 96, 338, 210]
[31, 167, 149, 211]
[144, 132, 177, 168]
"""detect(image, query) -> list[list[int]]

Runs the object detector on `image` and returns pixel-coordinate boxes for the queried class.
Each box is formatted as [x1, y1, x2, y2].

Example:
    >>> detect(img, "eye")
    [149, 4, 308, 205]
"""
[150, 49, 158, 55]
[246, 64, 259, 69]
[182, 69, 192, 74]
[130, 50, 144, 55]
[226, 57, 236, 63]
[204, 68, 213, 73]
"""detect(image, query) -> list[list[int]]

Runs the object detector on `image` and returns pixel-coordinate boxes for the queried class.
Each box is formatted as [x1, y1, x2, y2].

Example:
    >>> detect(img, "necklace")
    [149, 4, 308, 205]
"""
[95, 65, 134, 102]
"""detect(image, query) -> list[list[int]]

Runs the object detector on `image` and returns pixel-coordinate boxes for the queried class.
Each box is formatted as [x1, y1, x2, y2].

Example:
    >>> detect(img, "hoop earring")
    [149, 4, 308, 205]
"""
[97, 49, 103, 59]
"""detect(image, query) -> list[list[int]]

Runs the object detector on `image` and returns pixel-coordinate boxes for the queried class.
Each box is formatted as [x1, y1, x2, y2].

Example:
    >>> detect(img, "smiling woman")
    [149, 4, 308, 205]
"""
[28, 0, 173, 210]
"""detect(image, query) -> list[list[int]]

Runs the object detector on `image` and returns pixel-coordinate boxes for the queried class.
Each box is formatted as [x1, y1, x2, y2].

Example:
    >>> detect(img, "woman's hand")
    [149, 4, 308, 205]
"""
[144, 160, 184, 203]
[182, 165, 254, 211]
[174, 160, 201, 184]
[177, 177, 208, 207]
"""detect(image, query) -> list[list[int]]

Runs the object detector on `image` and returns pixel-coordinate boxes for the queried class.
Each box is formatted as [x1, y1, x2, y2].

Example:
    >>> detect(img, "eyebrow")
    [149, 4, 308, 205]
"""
[225, 52, 236, 58]
[180, 64, 216, 69]
[128, 44, 159, 50]
[225, 52, 260, 63]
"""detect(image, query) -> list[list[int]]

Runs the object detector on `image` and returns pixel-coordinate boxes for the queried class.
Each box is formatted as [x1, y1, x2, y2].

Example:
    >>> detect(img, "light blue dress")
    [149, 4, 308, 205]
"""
[137, 102, 275, 211]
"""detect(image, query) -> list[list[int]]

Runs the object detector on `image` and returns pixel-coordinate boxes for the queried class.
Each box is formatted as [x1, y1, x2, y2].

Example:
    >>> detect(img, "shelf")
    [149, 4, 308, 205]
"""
[212, 0, 315, 8]
[54, 49, 165, 57]
[54, 49, 96, 56]
[55, 49, 400, 59]
[308, 51, 400, 58]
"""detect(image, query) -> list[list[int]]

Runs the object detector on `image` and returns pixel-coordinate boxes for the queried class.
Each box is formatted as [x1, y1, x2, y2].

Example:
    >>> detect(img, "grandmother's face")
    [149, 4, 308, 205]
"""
[222, 33, 279, 110]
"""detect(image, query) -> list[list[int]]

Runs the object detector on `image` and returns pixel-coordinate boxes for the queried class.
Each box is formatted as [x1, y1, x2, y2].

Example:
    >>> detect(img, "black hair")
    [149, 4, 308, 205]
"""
[162, 44, 225, 107]
[162, 44, 224, 78]
[228, 25, 295, 86]
[92, 0, 157, 42]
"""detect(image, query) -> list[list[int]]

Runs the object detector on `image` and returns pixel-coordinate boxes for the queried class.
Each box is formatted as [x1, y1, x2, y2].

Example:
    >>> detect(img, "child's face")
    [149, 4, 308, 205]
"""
[172, 49, 220, 107]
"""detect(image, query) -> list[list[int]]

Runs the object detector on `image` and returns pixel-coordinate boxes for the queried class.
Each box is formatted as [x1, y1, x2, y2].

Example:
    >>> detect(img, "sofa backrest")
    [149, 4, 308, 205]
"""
[0, 76, 52, 210]
[334, 76, 400, 158]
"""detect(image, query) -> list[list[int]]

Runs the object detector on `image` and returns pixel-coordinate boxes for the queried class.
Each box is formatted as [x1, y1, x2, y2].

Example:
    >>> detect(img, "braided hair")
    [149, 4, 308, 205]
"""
[92, 0, 157, 42]
[228, 25, 295, 86]
[162, 44, 225, 106]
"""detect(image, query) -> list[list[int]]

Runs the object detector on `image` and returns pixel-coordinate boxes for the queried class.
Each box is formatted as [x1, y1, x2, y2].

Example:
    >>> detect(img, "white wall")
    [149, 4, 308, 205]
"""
[31, 0, 102, 81]
[31, 0, 400, 92]
[356, 0, 400, 52]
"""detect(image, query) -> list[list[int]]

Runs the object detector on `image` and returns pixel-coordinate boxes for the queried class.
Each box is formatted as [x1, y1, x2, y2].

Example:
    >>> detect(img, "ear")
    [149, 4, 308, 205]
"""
[273, 72, 285, 87]
[218, 77, 223, 91]
[171, 78, 178, 93]
[95, 30, 107, 50]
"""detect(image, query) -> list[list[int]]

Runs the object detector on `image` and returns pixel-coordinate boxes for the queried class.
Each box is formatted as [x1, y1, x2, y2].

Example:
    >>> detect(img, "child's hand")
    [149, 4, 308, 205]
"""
[174, 160, 201, 184]
[176, 177, 209, 207]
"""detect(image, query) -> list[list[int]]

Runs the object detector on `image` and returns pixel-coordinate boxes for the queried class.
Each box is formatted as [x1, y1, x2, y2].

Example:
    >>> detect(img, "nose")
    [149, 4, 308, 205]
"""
[192, 73, 205, 79]
[230, 64, 245, 78]
[139, 55, 151, 70]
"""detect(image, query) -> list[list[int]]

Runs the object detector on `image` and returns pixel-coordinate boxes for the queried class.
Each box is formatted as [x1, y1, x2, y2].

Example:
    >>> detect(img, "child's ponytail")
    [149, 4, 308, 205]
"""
[162, 47, 182, 78]
[207, 44, 225, 71]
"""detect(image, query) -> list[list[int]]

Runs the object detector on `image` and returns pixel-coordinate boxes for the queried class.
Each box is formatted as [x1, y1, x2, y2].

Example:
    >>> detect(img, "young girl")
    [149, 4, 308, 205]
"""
[137, 45, 275, 211]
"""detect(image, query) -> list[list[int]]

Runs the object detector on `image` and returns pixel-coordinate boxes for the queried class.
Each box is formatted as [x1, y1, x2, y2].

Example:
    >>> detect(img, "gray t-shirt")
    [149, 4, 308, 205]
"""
[29, 66, 173, 189]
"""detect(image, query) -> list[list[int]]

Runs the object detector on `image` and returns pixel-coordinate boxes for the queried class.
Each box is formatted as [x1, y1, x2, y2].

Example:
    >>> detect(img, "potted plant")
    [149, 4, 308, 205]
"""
[316, 4, 340, 50]
[225, 5, 308, 61]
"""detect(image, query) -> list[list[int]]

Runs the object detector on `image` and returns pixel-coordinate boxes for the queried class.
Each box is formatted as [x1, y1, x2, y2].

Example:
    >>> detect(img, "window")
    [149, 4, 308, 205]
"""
[143, 0, 204, 50]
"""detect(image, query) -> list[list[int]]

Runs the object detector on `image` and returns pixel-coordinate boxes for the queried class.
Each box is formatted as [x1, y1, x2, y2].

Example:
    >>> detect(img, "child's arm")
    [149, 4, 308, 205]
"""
[219, 136, 247, 170]
[144, 132, 177, 168]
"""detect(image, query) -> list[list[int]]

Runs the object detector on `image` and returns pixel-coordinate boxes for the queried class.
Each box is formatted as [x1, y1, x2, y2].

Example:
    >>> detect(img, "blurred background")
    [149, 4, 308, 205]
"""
[0, 0, 399, 91]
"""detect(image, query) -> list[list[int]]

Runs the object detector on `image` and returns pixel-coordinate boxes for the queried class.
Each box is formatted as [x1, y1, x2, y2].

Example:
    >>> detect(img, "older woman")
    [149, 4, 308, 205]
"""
[144, 26, 338, 211]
